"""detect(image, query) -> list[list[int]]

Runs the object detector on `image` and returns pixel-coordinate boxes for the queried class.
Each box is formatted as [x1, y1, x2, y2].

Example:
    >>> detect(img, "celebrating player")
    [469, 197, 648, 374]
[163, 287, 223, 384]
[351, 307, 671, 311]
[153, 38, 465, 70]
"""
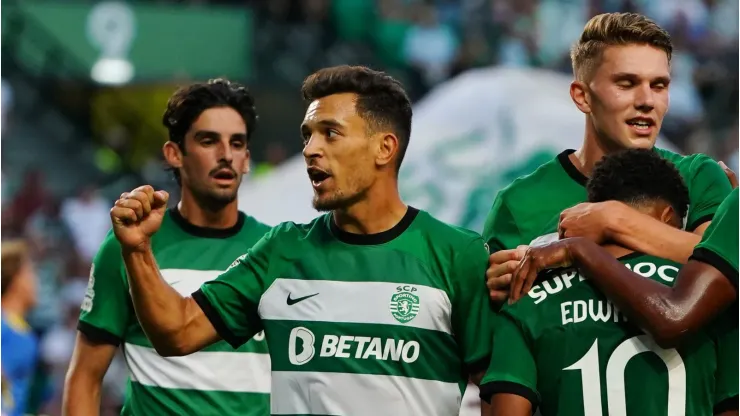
[481, 149, 736, 416]
[63, 80, 272, 415]
[107, 66, 493, 416]
[483, 12, 734, 304]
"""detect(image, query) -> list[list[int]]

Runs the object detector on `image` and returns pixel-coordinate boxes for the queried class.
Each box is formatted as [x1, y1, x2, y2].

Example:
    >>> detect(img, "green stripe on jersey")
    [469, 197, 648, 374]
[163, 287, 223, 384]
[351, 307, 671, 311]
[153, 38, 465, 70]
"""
[198, 209, 494, 415]
[79, 210, 272, 415]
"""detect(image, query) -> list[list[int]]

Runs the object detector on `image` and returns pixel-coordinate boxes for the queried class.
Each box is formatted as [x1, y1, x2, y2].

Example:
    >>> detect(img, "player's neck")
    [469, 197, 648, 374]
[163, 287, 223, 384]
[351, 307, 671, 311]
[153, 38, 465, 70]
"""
[574, 133, 611, 177]
[1, 296, 28, 318]
[333, 182, 407, 235]
[178, 192, 240, 229]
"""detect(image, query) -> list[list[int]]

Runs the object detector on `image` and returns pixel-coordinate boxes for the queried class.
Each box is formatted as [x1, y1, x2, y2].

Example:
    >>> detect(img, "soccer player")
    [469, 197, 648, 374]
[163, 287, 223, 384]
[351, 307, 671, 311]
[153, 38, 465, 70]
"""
[1, 241, 40, 416]
[480, 149, 736, 416]
[482, 12, 733, 304]
[107, 66, 493, 415]
[509, 188, 738, 345]
[63, 79, 272, 416]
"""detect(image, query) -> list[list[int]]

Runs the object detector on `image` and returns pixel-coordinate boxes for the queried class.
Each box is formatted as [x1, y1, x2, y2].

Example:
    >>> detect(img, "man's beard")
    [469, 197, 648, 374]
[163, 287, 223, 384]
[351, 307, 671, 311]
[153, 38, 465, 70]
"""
[312, 187, 368, 212]
[190, 183, 239, 212]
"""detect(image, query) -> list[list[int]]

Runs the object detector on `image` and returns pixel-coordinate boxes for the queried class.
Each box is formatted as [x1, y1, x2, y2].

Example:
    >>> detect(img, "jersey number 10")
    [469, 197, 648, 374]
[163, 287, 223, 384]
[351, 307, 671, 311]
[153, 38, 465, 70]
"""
[563, 335, 686, 416]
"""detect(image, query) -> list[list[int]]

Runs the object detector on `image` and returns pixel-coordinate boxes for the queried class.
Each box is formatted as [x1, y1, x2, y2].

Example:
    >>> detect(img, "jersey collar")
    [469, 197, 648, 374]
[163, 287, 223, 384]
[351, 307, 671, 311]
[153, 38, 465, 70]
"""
[169, 207, 245, 239]
[329, 206, 419, 245]
[557, 149, 589, 187]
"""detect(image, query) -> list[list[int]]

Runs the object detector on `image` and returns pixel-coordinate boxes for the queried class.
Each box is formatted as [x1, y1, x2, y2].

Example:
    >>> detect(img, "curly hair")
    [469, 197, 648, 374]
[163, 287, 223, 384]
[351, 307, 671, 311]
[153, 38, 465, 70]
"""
[301, 65, 412, 172]
[162, 79, 258, 184]
[587, 149, 689, 221]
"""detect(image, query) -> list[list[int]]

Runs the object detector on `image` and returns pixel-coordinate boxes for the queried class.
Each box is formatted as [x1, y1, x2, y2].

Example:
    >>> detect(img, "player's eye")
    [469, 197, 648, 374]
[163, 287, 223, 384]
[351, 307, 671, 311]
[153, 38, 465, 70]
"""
[231, 139, 246, 148]
[326, 129, 339, 139]
[616, 80, 633, 88]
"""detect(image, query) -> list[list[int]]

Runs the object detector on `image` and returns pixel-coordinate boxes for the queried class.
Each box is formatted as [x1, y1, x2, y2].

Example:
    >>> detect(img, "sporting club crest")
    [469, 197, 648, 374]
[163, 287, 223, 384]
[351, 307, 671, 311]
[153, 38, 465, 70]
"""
[389, 287, 420, 323]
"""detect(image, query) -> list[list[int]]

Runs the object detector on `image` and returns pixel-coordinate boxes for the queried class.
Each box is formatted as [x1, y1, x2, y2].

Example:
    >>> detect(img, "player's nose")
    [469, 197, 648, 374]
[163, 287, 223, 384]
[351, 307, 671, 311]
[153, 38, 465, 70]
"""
[633, 84, 655, 112]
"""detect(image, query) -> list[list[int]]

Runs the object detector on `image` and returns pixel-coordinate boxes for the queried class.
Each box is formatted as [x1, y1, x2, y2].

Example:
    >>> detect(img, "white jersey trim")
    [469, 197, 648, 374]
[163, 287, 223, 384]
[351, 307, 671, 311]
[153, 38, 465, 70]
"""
[160, 269, 223, 295]
[258, 278, 453, 334]
[124, 343, 271, 393]
[271, 370, 461, 415]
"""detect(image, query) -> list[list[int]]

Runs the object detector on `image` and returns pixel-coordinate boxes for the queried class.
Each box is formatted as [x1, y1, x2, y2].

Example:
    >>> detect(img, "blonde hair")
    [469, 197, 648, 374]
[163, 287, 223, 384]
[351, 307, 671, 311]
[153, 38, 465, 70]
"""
[1, 240, 29, 296]
[571, 13, 672, 81]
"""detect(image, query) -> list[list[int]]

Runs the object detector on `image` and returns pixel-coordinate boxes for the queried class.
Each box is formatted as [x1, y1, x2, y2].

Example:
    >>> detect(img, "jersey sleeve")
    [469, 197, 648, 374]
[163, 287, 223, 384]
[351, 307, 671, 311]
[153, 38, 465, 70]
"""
[479, 312, 539, 407]
[712, 317, 739, 413]
[482, 190, 522, 253]
[450, 237, 495, 374]
[690, 189, 739, 290]
[192, 230, 276, 349]
[684, 155, 733, 231]
[77, 232, 130, 345]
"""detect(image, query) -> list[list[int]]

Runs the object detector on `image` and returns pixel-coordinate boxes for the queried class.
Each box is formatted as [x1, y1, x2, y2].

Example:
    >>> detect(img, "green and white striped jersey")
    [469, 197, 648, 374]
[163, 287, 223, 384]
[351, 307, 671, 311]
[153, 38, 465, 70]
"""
[78, 208, 271, 415]
[195, 207, 494, 416]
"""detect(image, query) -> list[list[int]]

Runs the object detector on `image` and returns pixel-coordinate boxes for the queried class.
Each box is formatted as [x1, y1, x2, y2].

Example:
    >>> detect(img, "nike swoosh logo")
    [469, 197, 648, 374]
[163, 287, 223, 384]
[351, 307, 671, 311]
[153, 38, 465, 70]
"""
[287, 292, 319, 305]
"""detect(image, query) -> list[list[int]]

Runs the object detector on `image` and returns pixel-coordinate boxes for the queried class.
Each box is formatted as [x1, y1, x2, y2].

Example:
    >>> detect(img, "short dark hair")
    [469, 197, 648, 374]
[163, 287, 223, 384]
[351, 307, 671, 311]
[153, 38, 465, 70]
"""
[162, 78, 258, 184]
[587, 149, 689, 221]
[301, 65, 413, 172]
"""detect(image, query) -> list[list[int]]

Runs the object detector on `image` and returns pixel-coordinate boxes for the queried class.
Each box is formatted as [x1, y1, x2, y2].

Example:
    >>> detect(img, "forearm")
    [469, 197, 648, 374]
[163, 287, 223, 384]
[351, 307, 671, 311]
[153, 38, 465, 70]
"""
[122, 245, 190, 354]
[62, 372, 102, 416]
[607, 206, 701, 264]
[567, 239, 690, 347]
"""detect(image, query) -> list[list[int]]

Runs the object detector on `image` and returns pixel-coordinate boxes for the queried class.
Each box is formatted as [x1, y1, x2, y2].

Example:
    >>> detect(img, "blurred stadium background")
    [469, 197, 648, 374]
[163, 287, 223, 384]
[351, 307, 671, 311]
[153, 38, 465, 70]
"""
[1, 0, 737, 414]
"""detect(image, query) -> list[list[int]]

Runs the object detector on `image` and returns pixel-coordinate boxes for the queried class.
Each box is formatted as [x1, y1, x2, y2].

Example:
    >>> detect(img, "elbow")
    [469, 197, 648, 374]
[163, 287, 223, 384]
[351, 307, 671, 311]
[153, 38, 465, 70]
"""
[644, 317, 690, 349]
[150, 331, 195, 357]
[151, 339, 190, 357]
[153, 344, 185, 357]
[652, 326, 689, 349]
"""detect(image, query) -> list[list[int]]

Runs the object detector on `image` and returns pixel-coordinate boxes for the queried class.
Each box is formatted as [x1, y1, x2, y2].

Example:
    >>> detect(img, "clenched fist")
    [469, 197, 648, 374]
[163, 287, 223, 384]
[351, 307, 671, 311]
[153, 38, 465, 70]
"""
[110, 185, 169, 251]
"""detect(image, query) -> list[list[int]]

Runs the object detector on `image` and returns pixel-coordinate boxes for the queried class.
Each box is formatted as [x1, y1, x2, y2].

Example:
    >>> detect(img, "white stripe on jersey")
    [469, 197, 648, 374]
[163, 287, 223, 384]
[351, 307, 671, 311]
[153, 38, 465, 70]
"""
[270, 370, 461, 416]
[160, 269, 223, 295]
[125, 343, 271, 393]
[258, 278, 453, 334]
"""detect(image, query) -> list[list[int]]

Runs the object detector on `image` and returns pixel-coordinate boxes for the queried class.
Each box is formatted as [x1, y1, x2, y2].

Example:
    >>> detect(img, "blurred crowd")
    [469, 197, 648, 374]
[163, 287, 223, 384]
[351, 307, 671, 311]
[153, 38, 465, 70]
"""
[1, 0, 738, 414]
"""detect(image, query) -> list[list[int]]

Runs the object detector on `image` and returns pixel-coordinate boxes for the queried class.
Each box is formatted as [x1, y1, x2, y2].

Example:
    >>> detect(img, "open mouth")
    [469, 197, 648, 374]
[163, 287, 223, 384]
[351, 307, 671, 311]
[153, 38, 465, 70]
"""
[626, 117, 654, 133]
[212, 170, 236, 181]
[307, 167, 331, 187]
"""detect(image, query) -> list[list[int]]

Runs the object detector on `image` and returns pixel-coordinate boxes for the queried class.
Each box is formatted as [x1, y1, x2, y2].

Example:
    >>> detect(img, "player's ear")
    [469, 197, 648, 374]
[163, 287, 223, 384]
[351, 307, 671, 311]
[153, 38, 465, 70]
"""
[659, 204, 680, 228]
[375, 132, 398, 169]
[241, 149, 251, 174]
[570, 80, 591, 114]
[163, 141, 183, 170]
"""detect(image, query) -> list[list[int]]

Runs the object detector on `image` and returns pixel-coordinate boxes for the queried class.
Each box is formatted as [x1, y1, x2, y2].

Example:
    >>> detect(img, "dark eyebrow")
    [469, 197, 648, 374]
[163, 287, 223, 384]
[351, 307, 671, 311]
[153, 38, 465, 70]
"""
[300, 119, 344, 135]
[193, 130, 247, 141]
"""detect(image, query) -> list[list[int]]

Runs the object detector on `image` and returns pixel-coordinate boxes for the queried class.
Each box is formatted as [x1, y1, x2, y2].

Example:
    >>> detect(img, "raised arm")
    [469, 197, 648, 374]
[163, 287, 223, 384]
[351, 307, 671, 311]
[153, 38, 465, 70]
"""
[122, 246, 220, 356]
[111, 186, 220, 356]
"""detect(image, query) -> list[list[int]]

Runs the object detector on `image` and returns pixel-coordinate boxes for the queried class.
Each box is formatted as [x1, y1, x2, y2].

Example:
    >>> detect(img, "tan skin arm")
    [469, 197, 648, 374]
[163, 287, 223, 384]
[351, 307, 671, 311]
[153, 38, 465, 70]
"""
[511, 237, 737, 348]
[485, 393, 531, 416]
[62, 333, 117, 416]
[122, 247, 220, 356]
